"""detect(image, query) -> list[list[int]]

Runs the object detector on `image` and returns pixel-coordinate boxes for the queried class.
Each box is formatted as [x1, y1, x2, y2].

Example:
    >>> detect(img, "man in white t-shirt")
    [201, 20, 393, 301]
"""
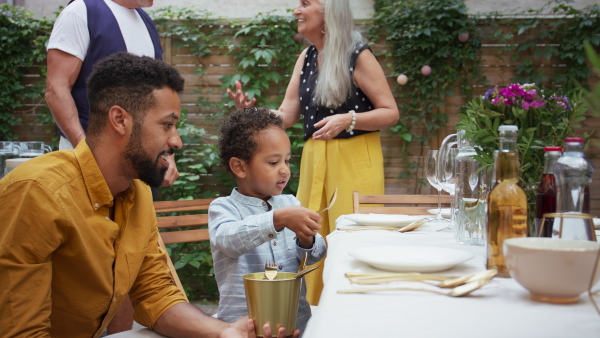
[45, 0, 178, 188]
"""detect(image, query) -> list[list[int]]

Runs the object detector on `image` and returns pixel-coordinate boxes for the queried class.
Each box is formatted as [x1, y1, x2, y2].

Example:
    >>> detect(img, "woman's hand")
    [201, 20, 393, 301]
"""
[312, 112, 353, 140]
[226, 80, 257, 110]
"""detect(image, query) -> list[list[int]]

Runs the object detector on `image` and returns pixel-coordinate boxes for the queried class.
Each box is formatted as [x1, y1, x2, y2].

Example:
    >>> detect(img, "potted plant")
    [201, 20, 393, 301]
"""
[457, 83, 590, 234]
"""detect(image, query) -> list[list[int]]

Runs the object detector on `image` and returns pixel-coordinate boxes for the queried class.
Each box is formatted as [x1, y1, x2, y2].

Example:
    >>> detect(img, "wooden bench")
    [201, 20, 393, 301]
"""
[154, 198, 215, 300]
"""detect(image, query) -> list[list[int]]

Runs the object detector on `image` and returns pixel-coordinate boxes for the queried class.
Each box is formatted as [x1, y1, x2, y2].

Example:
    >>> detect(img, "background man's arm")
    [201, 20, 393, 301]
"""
[45, 49, 85, 147]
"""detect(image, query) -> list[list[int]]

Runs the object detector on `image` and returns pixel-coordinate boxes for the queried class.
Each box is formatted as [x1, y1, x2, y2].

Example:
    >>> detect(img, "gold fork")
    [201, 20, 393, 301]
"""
[264, 260, 278, 280]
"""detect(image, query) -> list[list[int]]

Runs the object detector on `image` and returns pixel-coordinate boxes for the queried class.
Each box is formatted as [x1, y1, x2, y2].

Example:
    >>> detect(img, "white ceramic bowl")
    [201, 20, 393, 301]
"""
[504, 237, 600, 304]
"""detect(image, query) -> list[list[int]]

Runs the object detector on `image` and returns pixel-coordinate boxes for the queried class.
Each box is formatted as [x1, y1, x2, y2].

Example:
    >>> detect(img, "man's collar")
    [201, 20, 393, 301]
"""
[74, 139, 116, 210]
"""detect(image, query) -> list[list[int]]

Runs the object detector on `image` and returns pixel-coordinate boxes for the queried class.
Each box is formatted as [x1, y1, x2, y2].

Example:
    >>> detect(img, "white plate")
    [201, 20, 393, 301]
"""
[427, 208, 452, 219]
[349, 246, 475, 273]
[344, 214, 426, 228]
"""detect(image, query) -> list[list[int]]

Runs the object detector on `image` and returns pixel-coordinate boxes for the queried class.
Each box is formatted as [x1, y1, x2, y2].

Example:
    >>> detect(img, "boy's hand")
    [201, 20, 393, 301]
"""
[273, 206, 321, 247]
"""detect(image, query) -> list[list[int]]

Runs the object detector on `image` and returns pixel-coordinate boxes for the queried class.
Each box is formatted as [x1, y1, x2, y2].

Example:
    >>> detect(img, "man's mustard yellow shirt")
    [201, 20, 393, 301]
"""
[0, 140, 187, 337]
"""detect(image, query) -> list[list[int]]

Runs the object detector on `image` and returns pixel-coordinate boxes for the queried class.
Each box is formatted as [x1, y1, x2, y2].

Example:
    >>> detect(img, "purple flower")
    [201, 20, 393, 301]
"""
[491, 97, 503, 105]
[522, 99, 546, 110]
[549, 94, 572, 110]
[499, 84, 526, 99]
[484, 86, 498, 101]
[562, 96, 572, 109]
[524, 89, 541, 101]
[483, 83, 570, 112]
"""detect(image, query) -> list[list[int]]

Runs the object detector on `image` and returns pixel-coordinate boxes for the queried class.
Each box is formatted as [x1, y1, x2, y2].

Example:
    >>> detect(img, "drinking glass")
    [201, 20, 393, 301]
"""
[426, 150, 444, 221]
[18, 141, 52, 157]
[440, 147, 459, 225]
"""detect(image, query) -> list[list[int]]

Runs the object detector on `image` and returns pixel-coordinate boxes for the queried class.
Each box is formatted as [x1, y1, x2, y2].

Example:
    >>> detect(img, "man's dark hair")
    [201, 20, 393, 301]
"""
[86, 52, 184, 140]
[219, 107, 284, 173]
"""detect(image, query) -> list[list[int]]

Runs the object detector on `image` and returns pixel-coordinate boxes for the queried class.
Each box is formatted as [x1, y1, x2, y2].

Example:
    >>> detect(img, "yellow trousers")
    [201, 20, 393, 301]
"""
[296, 132, 385, 305]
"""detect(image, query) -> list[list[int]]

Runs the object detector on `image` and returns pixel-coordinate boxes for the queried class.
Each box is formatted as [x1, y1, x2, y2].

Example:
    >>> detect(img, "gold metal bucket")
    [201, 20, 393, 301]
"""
[243, 272, 302, 337]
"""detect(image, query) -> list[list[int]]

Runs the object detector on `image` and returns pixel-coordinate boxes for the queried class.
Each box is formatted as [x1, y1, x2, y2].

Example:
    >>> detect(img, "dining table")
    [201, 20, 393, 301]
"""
[302, 214, 600, 338]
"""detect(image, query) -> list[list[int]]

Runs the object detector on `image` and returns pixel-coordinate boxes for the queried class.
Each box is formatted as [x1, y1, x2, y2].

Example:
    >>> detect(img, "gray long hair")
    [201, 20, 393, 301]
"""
[314, 0, 365, 108]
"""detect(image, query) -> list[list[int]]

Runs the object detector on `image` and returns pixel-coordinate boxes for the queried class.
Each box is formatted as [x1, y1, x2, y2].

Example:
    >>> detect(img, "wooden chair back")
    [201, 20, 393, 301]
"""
[352, 191, 451, 215]
[154, 197, 215, 301]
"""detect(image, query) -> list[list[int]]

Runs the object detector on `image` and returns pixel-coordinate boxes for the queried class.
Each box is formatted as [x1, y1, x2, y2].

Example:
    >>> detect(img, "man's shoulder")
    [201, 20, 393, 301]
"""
[58, 0, 88, 17]
[1, 151, 82, 194]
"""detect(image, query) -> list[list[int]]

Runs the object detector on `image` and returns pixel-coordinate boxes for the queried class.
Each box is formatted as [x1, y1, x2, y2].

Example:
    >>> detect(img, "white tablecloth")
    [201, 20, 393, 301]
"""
[107, 328, 165, 337]
[303, 216, 600, 338]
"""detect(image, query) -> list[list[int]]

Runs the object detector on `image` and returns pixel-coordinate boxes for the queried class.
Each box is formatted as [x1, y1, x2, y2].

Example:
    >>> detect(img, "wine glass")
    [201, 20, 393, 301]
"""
[426, 150, 444, 221]
[440, 147, 459, 225]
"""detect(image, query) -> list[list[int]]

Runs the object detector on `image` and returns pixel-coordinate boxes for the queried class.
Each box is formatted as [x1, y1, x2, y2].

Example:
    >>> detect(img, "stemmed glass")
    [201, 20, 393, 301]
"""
[440, 147, 459, 225]
[426, 150, 444, 221]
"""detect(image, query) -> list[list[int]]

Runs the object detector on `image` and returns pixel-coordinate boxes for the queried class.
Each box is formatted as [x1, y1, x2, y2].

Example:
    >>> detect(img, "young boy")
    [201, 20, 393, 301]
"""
[209, 107, 327, 335]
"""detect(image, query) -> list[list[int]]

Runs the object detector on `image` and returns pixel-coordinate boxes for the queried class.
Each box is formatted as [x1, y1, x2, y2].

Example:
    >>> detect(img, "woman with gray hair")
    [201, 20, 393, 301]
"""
[227, 0, 399, 305]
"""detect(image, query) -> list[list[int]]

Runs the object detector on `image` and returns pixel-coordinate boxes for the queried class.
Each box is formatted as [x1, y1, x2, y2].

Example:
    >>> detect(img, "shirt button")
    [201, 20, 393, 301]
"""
[273, 241, 277, 246]
[105, 216, 110, 221]
[113, 297, 117, 302]
[94, 203, 99, 208]
[262, 202, 267, 206]
[268, 234, 274, 239]
[278, 265, 283, 270]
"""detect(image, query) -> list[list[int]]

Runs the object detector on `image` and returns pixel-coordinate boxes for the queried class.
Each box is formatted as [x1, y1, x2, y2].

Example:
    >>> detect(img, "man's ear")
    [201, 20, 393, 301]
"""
[107, 105, 131, 136]
[229, 157, 247, 179]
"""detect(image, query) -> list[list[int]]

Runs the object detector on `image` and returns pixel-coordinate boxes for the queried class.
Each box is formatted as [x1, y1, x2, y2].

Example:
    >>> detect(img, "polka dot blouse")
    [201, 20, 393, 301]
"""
[298, 44, 376, 141]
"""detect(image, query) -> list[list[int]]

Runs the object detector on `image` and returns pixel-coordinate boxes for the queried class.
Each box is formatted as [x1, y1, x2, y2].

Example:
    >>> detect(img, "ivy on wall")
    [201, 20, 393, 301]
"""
[482, 2, 600, 88]
[369, 0, 485, 192]
[0, 4, 52, 141]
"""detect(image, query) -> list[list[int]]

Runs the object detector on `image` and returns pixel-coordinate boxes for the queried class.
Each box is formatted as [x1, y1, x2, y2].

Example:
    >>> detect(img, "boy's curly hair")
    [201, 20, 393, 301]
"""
[219, 107, 284, 173]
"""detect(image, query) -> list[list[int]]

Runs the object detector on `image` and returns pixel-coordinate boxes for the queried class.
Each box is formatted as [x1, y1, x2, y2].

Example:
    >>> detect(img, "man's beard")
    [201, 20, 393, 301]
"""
[125, 124, 170, 188]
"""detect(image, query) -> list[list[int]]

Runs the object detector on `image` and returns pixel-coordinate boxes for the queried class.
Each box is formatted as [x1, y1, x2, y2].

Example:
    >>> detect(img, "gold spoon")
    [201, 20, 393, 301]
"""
[294, 189, 338, 240]
[437, 269, 497, 288]
[338, 277, 491, 297]
[295, 265, 320, 279]
[298, 252, 307, 273]
[317, 188, 338, 214]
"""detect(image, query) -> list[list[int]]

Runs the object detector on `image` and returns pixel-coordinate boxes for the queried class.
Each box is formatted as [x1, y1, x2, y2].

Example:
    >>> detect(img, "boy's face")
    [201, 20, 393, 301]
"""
[238, 126, 291, 201]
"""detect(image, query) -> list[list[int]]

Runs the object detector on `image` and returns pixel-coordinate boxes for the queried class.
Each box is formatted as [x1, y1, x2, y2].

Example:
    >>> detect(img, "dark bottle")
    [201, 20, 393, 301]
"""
[534, 146, 562, 237]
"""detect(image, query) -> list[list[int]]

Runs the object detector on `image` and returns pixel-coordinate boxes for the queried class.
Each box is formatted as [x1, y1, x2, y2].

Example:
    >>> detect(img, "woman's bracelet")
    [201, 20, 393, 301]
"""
[346, 110, 356, 135]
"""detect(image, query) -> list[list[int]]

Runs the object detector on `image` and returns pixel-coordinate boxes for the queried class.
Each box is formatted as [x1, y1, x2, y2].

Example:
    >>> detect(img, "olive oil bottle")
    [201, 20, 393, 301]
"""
[486, 125, 528, 277]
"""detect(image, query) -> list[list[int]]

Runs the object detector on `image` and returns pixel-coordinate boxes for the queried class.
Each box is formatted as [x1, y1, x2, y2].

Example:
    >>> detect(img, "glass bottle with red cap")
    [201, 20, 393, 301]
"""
[552, 137, 594, 240]
[534, 146, 562, 237]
